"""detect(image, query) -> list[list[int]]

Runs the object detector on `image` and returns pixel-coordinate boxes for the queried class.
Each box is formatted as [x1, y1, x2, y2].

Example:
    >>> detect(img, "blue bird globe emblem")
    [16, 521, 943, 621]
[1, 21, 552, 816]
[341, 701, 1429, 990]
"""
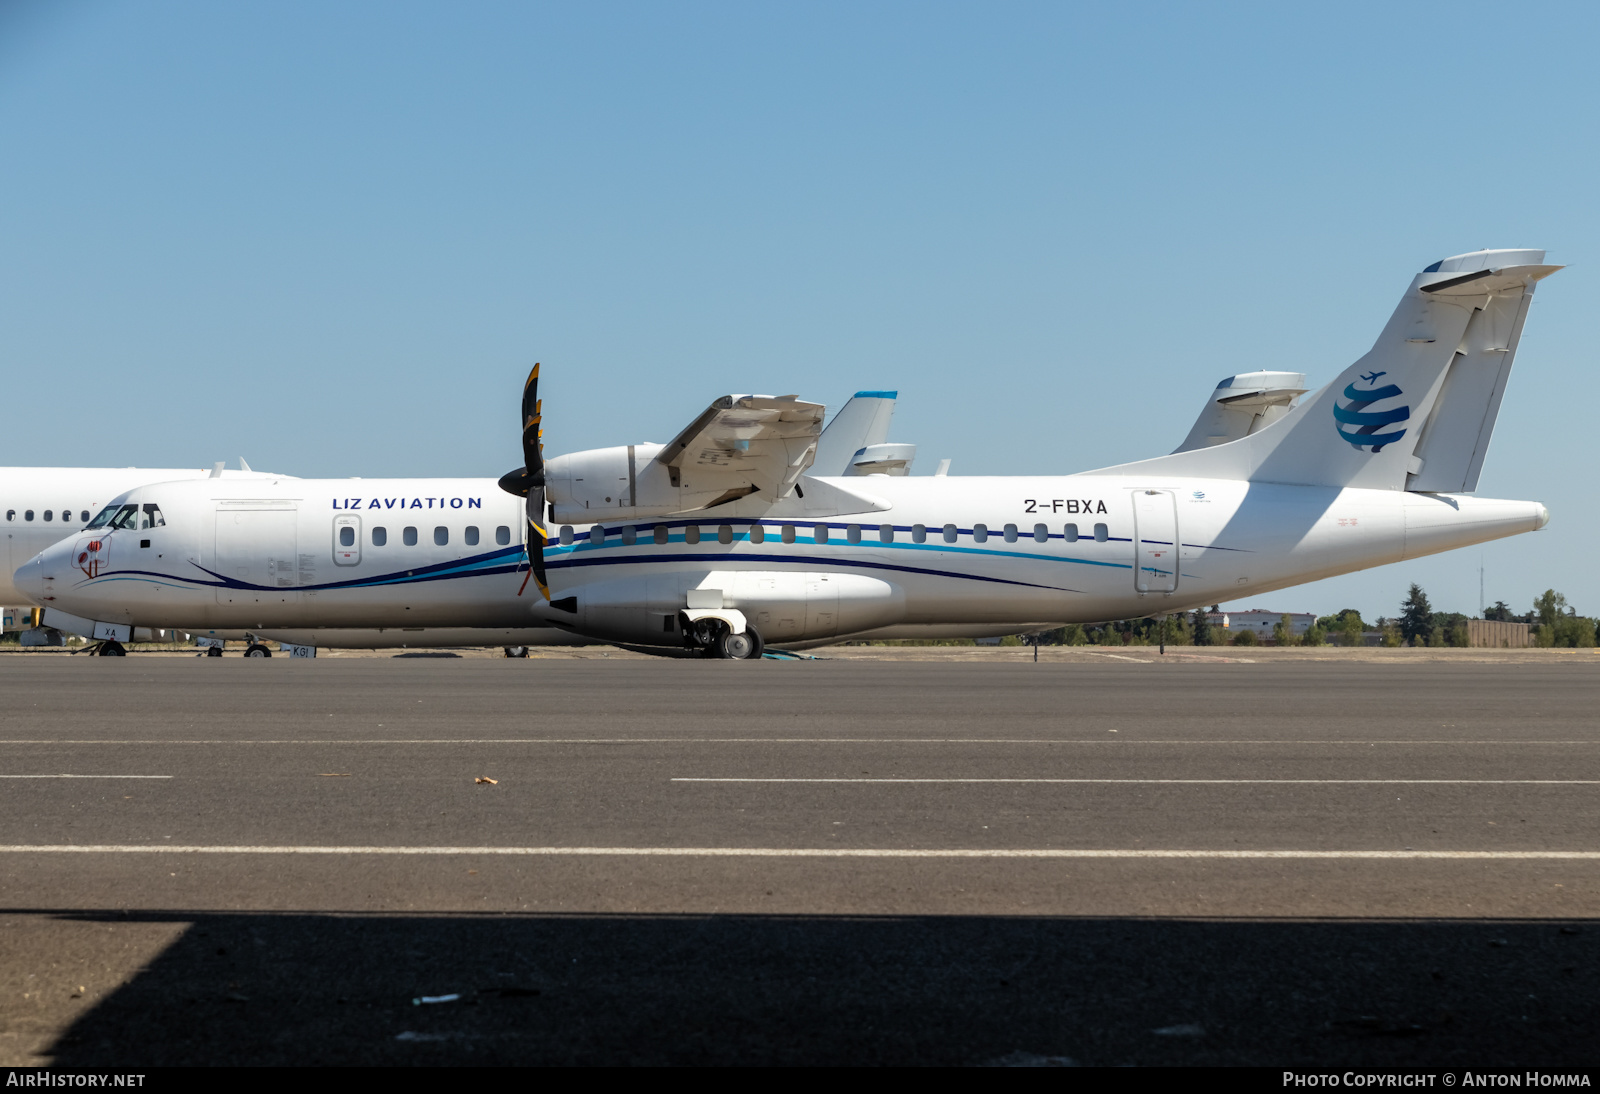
[1333, 370, 1409, 452]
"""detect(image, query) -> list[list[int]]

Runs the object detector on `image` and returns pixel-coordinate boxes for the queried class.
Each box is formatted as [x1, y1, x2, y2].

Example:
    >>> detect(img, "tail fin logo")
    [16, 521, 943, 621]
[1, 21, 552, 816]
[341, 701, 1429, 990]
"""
[1334, 373, 1409, 453]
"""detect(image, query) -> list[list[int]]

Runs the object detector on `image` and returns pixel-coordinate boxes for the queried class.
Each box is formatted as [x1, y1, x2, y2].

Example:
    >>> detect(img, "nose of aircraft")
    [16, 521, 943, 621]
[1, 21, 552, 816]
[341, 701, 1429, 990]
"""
[13, 550, 48, 603]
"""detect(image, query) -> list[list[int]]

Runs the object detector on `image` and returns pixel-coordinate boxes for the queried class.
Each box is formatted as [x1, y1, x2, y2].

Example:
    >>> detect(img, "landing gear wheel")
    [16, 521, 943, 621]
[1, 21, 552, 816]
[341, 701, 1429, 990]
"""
[99, 641, 127, 657]
[245, 644, 272, 658]
[504, 646, 530, 658]
[716, 629, 762, 660]
[206, 646, 224, 658]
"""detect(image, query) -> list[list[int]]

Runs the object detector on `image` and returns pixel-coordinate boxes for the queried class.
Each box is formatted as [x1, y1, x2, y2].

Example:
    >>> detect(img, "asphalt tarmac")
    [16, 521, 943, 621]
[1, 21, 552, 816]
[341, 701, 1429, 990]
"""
[2, 653, 1597, 1066]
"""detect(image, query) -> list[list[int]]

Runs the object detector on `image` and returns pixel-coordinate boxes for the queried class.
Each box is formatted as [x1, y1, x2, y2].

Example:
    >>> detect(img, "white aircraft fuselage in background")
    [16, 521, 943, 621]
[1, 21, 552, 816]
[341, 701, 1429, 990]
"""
[15, 249, 1559, 654]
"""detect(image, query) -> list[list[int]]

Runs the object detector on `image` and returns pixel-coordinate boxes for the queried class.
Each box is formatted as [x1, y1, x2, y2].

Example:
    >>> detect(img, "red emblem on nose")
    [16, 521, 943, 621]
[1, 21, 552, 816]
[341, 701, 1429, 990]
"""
[75, 537, 108, 579]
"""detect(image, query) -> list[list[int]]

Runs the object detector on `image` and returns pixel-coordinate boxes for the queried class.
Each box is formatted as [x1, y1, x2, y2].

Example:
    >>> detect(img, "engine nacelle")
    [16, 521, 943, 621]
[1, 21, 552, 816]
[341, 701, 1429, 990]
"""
[556, 570, 906, 646]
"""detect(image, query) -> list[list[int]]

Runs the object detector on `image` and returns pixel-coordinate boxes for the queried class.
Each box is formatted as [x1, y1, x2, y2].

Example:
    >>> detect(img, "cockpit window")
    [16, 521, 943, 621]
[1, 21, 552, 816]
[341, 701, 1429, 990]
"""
[140, 504, 165, 530]
[105, 504, 141, 530]
[86, 505, 119, 529]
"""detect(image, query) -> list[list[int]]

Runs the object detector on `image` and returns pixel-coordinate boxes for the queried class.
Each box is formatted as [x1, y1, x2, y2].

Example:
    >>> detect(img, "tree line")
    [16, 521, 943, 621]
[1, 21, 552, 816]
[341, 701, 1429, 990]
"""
[1021, 585, 1599, 648]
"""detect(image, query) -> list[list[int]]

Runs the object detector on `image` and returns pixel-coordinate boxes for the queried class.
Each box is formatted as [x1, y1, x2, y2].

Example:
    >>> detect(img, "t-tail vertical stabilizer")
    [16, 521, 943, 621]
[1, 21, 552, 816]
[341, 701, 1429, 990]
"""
[1087, 250, 1561, 490]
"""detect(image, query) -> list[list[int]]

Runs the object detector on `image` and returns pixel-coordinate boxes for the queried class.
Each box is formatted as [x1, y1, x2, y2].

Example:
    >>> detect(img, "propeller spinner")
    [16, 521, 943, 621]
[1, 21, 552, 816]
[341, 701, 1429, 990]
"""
[496, 363, 550, 600]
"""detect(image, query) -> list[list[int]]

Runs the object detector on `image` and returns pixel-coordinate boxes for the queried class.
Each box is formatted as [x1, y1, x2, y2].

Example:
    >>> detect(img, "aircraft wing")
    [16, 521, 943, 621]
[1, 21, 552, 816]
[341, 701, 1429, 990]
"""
[657, 394, 826, 501]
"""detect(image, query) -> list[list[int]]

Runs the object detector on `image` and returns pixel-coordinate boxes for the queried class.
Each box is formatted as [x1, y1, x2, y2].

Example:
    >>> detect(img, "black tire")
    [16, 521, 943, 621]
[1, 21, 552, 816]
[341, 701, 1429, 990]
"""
[245, 644, 272, 658]
[716, 629, 759, 660]
[504, 646, 529, 658]
[206, 647, 224, 658]
[100, 641, 127, 657]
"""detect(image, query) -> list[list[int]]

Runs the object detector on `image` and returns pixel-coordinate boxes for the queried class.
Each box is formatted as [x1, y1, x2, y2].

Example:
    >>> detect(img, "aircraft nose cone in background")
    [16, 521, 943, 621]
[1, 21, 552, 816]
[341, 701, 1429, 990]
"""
[13, 551, 49, 603]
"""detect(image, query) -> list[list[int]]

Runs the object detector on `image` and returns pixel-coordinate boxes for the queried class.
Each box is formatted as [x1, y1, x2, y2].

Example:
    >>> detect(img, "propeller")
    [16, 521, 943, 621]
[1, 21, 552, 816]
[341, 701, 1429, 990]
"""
[496, 363, 550, 600]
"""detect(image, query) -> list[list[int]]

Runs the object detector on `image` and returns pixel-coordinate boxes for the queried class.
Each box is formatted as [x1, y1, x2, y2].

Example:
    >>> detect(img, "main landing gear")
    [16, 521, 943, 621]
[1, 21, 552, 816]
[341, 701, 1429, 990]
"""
[686, 617, 765, 660]
[97, 641, 127, 657]
[245, 643, 272, 658]
[504, 646, 530, 658]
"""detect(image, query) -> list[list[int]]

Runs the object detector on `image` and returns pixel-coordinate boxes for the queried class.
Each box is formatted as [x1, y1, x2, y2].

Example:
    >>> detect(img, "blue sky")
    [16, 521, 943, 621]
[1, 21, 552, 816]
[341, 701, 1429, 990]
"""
[2, 1, 1595, 622]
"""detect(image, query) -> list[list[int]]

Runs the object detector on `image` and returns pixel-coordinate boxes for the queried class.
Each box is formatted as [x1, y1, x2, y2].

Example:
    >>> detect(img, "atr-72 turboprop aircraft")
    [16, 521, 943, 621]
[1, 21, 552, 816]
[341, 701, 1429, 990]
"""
[17, 249, 1558, 658]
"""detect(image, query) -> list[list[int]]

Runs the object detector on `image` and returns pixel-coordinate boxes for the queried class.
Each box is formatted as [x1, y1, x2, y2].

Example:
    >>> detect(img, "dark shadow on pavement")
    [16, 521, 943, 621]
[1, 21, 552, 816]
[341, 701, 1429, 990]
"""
[35, 911, 1600, 1066]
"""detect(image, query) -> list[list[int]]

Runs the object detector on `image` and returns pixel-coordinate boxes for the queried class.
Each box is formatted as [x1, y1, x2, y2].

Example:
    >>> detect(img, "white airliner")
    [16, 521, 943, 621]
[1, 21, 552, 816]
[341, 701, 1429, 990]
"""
[16, 250, 1558, 659]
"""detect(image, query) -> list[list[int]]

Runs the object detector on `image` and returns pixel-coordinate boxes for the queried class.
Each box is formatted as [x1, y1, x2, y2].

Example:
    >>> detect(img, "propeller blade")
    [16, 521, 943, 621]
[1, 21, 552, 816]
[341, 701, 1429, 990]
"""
[522, 363, 544, 482]
[525, 485, 550, 601]
[506, 363, 550, 600]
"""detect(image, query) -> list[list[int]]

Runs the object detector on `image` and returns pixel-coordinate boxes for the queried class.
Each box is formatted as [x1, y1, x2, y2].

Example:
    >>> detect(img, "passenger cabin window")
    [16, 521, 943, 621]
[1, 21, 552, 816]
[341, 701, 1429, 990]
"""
[339, 526, 355, 547]
[749, 524, 765, 544]
[717, 525, 733, 545]
[814, 524, 829, 545]
[942, 524, 958, 544]
[372, 527, 388, 546]
[591, 526, 606, 547]
[4, 510, 12, 522]
[685, 526, 700, 545]
[879, 524, 894, 543]
[911, 524, 926, 544]
[434, 526, 449, 546]
[846, 525, 860, 545]
[972, 524, 988, 543]
[1003, 523, 1018, 543]
[24, 510, 33, 522]
[1094, 523, 1109, 542]
[43, 510, 52, 522]
[559, 526, 574, 545]
[1033, 523, 1048, 543]
[781, 525, 796, 544]
[465, 526, 480, 546]
[495, 526, 511, 545]
[403, 526, 419, 546]
[621, 526, 635, 546]
[1064, 523, 1079, 542]
[653, 525, 669, 545]
[80, 510, 90, 523]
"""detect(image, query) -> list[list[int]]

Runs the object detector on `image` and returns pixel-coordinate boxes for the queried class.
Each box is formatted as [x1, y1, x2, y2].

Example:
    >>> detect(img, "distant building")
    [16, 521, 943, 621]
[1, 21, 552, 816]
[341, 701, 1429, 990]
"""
[1465, 619, 1534, 648]
[1208, 610, 1317, 641]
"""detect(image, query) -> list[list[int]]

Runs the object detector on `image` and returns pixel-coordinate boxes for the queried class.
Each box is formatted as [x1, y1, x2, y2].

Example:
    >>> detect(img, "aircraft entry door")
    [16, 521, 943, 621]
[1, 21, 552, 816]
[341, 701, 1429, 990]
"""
[214, 505, 300, 607]
[1132, 489, 1179, 595]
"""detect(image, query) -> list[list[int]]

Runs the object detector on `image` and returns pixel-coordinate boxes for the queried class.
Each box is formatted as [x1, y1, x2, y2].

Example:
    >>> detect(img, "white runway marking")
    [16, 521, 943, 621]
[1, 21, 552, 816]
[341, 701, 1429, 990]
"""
[1, 739, 1596, 746]
[672, 778, 1600, 785]
[0, 775, 172, 779]
[0, 845, 1597, 860]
